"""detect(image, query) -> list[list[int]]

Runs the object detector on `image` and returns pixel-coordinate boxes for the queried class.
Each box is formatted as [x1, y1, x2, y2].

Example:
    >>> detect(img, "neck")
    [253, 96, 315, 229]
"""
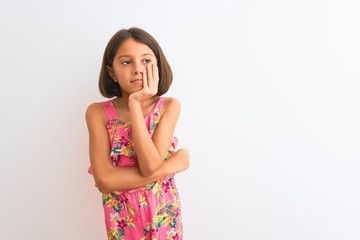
[114, 94, 159, 110]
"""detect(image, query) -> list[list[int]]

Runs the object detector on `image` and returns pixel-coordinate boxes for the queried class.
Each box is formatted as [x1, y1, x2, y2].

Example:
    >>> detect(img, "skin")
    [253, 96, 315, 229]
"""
[86, 38, 190, 193]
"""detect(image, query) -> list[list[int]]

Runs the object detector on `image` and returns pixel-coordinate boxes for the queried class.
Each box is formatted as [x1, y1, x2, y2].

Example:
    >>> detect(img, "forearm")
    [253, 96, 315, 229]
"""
[93, 148, 190, 193]
[130, 101, 164, 176]
[93, 148, 189, 193]
[97, 163, 171, 193]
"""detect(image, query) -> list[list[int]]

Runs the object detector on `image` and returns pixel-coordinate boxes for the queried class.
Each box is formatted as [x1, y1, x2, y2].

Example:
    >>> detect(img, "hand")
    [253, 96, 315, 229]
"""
[129, 64, 159, 103]
[166, 148, 190, 174]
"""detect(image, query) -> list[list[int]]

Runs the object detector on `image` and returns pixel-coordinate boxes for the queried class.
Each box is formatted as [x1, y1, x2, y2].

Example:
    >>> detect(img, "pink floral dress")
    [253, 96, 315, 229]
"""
[88, 97, 183, 240]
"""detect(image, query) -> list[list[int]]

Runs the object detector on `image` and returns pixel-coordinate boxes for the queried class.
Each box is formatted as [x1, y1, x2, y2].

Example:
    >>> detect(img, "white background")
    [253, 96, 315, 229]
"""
[1, 0, 359, 239]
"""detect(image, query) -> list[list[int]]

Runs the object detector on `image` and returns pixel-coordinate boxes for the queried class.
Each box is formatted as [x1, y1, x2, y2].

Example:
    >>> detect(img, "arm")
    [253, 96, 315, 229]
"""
[86, 103, 189, 193]
[94, 151, 188, 193]
[129, 97, 180, 177]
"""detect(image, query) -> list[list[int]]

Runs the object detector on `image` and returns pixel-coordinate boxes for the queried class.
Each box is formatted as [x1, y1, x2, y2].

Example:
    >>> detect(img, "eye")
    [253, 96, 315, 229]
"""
[143, 59, 151, 64]
[121, 60, 131, 65]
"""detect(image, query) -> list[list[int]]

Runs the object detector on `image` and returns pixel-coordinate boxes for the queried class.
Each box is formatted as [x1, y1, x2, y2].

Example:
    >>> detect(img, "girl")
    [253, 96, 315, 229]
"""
[86, 27, 189, 240]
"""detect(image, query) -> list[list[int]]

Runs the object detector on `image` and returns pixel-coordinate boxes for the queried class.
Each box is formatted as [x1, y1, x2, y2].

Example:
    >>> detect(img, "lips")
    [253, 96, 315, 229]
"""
[130, 79, 143, 83]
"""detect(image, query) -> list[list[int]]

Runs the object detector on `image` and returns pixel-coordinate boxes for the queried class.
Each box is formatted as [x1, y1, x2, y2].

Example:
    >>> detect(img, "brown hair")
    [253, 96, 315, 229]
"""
[99, 27, 173, 98]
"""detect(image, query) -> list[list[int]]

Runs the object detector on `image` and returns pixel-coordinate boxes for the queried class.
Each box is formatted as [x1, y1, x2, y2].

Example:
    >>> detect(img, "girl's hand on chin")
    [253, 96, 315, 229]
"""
[129, 64, 159, 103]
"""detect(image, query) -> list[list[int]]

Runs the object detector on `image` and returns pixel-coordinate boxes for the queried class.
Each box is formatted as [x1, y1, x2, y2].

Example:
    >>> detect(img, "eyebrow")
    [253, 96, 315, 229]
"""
[117, 53, 154, 60]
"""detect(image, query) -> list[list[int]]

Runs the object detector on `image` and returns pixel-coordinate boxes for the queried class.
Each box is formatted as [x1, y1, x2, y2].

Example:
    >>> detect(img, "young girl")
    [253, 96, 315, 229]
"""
[86, 27, 190, 240]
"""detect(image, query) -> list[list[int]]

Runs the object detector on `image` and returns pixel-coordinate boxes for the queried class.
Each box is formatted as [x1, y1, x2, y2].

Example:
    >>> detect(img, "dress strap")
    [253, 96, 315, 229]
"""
[153, 97, 167, 111]
[102, 100, 118, 120]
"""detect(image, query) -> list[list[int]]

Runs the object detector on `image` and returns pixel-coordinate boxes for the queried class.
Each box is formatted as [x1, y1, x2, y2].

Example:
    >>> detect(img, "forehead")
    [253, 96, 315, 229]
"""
[116, 38, 155, 57]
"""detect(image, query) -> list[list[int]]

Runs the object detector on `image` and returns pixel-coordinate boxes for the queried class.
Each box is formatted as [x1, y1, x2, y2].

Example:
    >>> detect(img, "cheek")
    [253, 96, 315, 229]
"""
[114, 69, 127, 79]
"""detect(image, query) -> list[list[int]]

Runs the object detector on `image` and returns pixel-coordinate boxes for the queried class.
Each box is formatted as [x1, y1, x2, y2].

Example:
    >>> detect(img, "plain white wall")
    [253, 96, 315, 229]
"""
[1, 0, 359, 239]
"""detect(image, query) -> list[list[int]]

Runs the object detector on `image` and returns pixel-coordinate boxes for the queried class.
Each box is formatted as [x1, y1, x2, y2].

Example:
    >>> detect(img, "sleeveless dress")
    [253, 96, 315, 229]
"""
[88, 97, 183, 240]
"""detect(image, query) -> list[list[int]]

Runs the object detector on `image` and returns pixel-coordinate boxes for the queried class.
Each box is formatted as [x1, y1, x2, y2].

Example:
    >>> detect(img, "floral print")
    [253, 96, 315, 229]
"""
[92, 98, 182, 240]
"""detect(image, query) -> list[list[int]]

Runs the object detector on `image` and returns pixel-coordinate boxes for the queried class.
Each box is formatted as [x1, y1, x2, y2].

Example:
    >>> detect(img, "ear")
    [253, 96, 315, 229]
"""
[106, 66, 116, 82]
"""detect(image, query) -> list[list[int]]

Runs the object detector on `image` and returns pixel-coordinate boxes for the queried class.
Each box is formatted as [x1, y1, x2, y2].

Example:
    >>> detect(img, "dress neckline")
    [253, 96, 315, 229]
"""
[108, 97, 162, 123]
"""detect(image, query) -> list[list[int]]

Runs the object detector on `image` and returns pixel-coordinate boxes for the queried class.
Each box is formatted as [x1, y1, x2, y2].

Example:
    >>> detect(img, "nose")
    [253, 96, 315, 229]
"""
[133, 63, 144, 75]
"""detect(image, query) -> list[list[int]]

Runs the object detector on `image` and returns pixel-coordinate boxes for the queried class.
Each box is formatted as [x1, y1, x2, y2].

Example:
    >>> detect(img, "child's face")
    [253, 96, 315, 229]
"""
[107, 38, 158, 95]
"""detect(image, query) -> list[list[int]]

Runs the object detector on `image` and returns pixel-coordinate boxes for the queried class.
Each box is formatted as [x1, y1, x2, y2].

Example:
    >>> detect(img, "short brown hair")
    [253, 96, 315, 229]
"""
[99, 27, 173, 98]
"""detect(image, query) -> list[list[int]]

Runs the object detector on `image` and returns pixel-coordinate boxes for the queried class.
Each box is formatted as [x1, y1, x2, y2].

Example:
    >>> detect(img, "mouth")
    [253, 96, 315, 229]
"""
[130, 79, 143, 83]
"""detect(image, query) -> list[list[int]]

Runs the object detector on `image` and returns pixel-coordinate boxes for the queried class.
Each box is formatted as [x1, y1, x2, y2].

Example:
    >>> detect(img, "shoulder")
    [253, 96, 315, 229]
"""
[160, 97, 181, 118]
[85, 102, 103, 117]
[163, 97, 181, 111]
[85, 102, 107, 125]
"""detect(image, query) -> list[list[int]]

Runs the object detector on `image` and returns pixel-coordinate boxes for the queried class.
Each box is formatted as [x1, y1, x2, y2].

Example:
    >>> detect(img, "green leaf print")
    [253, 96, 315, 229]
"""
[102, 193, 112, 205]
[166, 206, 176, 217]
[154, 216, 167, 229]
[112, 204, 121, 213]
[111, 193, 120, 200]
[170, 218, 177, 228]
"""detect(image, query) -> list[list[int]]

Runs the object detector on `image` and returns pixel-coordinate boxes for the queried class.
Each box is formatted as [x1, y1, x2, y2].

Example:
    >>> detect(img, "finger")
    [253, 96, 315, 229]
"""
[154, 64, 159, 91]
[147, 64, 153, 89]
[142, 67, 148, 89]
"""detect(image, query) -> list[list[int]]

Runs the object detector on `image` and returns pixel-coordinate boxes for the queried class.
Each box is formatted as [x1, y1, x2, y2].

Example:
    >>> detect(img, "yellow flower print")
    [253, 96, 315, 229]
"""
[152, 184, 162, 199]
[119, 146, 131, 156]
[119, 121, 132, 131]
[125, 215, 135, 228]
[139, 194, 148, 208]
[110, 199, 120, 212]
[124, 203, 135, 216]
